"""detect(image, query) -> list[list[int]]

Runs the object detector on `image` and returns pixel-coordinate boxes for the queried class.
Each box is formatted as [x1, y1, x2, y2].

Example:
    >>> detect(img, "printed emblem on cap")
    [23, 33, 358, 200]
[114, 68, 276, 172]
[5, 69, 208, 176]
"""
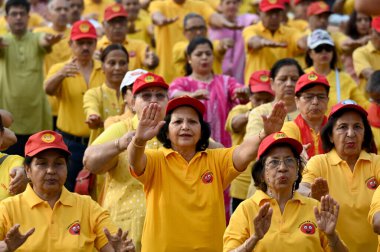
[273, 132, 286, 140]
[299, 221, 316, 235]
[319, 2, 328, 9]
[144, 75, 154, 82]
[308, 73, 318, 81]
[41, 133, 55, 143]
[366, 177, 378, 190]
[268, 0, 277, 3]
[68, 221, 81, 235]
[201, 171, 214, 184]
[79, 23, 90, 33]
[260, 74, 269, 82]
[112, 5, 121, 12]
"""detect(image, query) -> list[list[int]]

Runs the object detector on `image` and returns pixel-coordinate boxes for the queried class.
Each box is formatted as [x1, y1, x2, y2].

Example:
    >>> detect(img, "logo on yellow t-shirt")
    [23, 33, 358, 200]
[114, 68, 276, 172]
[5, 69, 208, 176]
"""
[366, 177, 378, 190]
[299, 221, 316, 235]
[68, 221, 81, 235]
[201, 171, 213, 184]
[41, 133, 55, 143]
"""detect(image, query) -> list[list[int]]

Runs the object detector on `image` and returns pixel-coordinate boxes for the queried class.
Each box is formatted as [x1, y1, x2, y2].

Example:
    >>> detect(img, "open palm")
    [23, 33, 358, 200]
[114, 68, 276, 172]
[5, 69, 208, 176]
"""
[253, 202, 273, 239]
[314, 195, 339, 236]
[135, 103, 165, 142]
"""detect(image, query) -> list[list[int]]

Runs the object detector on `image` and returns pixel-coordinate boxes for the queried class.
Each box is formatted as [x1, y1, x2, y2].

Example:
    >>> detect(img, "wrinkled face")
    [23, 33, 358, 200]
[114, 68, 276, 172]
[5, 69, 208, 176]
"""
[260, 9, 283, 32]
[50, 0, 69, 28]
[250, 92, 274, 107]
[356, 13, 371, 36]
[132, 87, 168, 120]
[330, 111, 365, 159]
[26, 149, 67, 198]
[167, 106, 202, 151]
[295, 85, 328, 122]
[102, 49, 129, 85]
[184, 17, 207, 41]
[308, 13, 329, 30]
[121, 0, 140, 21]
[6, 6, 29, 36]
[220, 0, 239, 20]
[104, 17, 128, 43]
[188, 43, 213, 75]
[69, 0, 84, 23]
[69, 38, 97, 61]
[271, 65, 299, 102]
[308, 44, 334, 66]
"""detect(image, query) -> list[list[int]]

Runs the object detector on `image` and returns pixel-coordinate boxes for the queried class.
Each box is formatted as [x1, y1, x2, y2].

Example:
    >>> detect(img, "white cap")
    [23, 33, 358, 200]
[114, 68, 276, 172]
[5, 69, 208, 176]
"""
[307, 29, 335, 49]
[120, 69, 148, 92]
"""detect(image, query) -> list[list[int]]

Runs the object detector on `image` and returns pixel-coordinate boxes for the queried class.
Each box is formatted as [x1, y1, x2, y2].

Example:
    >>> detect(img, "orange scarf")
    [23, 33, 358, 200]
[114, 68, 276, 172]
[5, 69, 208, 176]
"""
[368, 103, 380, 128]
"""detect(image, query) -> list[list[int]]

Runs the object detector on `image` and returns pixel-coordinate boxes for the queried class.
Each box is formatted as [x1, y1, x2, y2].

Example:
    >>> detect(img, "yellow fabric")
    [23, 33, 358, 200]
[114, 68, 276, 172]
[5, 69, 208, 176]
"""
[0, 184, 117, 251]
[0, 16, 7, 35]
[172, 40, 223, 79]
[128, 10, 152, 46]
[369, 183, 380, 252]
[0, 153, 23, 201]
[47, 60, 105, 136]
[97, 36, 148, 71]
[200, 0, 219, 10]
[104, 109, 134, 129]
[238, 0, 256, 14]
[353, 41, 380, 93]
[28, 13, 45, 30]
[92, 115, 161, 252]
[133, 147, 240, 252]
[343, 0, 354, 14]
[281, 120, 322, 155]
[302, 149, 380, 252]
[372, 126, 380, 154]
[83, 83, 124, 144]
[286, 19, 309, 33]
[242, 22, 303, 83]
[305, 67, 370, 114]
[83, 0, 114, 21]
[149, 0, 215, 82]
[223, 191, 331, 252]
[226, 103, 253, 146]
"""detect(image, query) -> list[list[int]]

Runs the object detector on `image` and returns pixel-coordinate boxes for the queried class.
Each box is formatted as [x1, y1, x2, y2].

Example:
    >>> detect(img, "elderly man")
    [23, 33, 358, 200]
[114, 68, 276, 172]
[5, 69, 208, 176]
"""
[68, 0, 84, 24]
[0, 0, 61, 156]
[44, 20, 104, 192]
[97, 3, 158, 71]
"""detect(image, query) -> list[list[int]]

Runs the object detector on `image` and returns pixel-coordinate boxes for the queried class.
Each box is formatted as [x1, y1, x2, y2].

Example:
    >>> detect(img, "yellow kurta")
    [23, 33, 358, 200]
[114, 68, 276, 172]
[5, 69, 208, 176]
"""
[0, 153, 23, 201]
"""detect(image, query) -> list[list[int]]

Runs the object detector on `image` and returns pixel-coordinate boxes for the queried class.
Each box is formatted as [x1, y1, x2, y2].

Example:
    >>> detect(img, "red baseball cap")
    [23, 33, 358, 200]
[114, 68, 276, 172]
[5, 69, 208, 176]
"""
[328, 100, 368, 119]
[294, 0, 303, 5]
[307, 1, 331, 16]
[295, 71, 330, 94]
[104, 3, 128, 22]
[25, 130, 71, 157]
[259, 0, 285, 12]
[132, 72, 169, 95]
[372, 16, 380, 33]
[249, 70, 275, 96]
[257, 132, 303, 159]
[70, 20, 97, 41]
[166, 96, 206, 115]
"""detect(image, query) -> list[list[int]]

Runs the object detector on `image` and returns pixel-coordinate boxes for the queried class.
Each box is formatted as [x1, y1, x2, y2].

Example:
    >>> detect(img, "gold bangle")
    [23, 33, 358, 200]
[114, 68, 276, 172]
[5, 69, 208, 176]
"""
[132, 139, 146, 148]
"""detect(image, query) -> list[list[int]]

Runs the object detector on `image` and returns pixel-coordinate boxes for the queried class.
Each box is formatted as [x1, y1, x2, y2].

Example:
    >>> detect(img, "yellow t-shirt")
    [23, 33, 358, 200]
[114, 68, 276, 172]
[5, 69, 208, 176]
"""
[133, 147, 240, 252]
[368, 183, 380, 252]
[372, 126, 380, 154]
[305, 67, 370, 114]
[353, 41, 380, 93]
[83, 0, 114, 21]
[242, 22, 303, 83]
[223, 191, 330, 252]
[149, 0, 215, 82]
[286, 19, 309, 33]
[0, 153, 23, 201]
[0, 184, 117, 251]
[103, 109, 134, 129]
[128, 10, 153, 46]
[302, 149, 380, 252]
[83, 83, 124, 144]
[47, 60, 105, 137]
[97, 36, 148, 71]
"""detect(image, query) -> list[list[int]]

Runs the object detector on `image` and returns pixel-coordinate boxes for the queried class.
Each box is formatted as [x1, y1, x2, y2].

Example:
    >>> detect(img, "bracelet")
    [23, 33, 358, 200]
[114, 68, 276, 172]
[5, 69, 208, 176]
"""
[132, 139, 146, 148]
[328, 234, 339, 247]
[258, 130, 265, 141]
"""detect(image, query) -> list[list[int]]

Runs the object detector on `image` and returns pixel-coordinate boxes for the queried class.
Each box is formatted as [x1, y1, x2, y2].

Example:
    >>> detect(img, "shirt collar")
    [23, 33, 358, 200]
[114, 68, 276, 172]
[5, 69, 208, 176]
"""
[252, 190, 306, 205]
[24, 184, 75, 209]
[161, 147, 207, 158]
[367, 41, 379, 53]
[258, 21, 284, 34]
[328, 148, 371, 165]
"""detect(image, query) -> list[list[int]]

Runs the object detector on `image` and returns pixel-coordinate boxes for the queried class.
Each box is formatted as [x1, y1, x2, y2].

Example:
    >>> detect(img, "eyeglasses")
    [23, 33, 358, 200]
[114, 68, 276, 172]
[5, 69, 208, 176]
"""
[313, 45, 333, 53]
[265, 157, 298, 170]
[137, 92, 167, 102]
[300, 93, 328, 101]
[185, 26, 207, 32]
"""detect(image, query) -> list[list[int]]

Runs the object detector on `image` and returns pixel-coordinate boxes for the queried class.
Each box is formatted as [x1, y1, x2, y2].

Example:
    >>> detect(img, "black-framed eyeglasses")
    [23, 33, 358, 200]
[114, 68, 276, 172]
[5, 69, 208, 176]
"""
[313, 45, 334, 53]
[264, 157, 298, 170]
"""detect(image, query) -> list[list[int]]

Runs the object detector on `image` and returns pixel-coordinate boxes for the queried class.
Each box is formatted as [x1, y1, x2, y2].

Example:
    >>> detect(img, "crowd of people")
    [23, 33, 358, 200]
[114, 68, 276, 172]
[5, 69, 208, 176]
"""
[1, 0, 380, 251]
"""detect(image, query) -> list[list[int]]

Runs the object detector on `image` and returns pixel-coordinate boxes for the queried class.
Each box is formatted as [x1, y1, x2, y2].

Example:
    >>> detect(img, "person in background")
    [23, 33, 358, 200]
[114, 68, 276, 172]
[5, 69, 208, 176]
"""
[299, 100, 379, 252]
[366, 70, 380, 152]
[68, 0, 84, 25]
[286, 0, 309, 32]
[28, 0, 50, 21]
[208, 0, 258, 84]
[83, 0, 114, 21]
[44, 20, 104, 191]
[225, 70, 274, 211]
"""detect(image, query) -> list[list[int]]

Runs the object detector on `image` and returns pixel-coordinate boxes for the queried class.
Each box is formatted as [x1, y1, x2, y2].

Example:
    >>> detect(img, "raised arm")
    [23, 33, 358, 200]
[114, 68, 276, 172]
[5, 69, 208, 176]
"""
[0, 224, 35, 252]
[44, 58, 78, 95]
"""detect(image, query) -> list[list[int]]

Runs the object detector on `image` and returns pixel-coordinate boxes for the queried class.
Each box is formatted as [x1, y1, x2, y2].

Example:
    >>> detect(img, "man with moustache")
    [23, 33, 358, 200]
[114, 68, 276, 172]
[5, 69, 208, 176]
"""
[44, 20, 105, 192]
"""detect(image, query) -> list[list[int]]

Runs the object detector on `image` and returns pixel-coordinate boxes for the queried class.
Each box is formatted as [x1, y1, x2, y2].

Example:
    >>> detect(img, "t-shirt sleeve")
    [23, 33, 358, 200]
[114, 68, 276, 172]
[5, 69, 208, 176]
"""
[225, 105, 247, 133]
[83, 88, 101, 118]
[369, 184, 380, 227]
[281, 121, 301, 142]
[168, 78, 190, 98]
[130, 149, 159, 191]
[301, 155, 323, 184]
[215, 147, 241, 188]
[45, 62, 65, 97]
[353, 46, 372, 77]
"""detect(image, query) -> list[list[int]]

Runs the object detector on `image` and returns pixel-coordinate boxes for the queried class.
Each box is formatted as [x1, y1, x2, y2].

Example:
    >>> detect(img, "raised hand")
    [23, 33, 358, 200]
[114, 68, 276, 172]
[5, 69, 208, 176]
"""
[232, 87, 250, 101]
[262, 101, 287, 135]
[59, 58, 79, 78]
[314, 195, 339, 236]
[8, 167, 28, 195]
[0, 37, 9, 48]
[135, 103, 165, 142]
[85, 114, 103, 129]
[220, 38, 234, 51]
[311, 177, 329, 201]
[261, 39, 288, 48]
[104, 228, 135, 252]
[153, 14, 178, 27]
[4, 224, 35, 252]
[253, 202, 273, 240]
[192, 89, 209, 100]
[44, 33, 63, 46]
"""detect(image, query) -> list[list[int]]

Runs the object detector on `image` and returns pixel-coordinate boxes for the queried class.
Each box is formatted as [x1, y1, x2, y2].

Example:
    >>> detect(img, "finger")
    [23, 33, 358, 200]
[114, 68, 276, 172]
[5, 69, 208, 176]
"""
[121, 230, 129, 241]
[103, 228, 112, 241]
[9, 169, 16, 178]
[140, 105, 149, 121]
[314, 205, 321, 221]
[23, 227, 35, 238]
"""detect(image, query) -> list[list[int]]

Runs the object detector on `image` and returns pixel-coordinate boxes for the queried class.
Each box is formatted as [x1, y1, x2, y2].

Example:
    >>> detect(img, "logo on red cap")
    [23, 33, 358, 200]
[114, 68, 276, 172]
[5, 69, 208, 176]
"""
[79, 23, 90, 33]
[144, 75, 154, 82]
[308, 73, 318, 81]
[268, 0, 277, 3]
[112, 5, 121, 12]
[319, 2, 328, 9]
[260, 74, 269, 82]
[41, 133, 55, 143]
[273, 132, 286, 140]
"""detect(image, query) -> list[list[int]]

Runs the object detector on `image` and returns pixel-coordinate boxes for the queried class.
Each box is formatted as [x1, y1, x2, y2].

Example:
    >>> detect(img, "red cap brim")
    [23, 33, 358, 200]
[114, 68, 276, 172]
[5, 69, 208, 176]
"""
[26, 145, 71, 158]
[104, 13, 128, 22]
[166, 96, 206, 115]
[70, 34, 97, 41]
[260, 4, 285, 12]
[250, 84, 275, 96]
[258, 137, 303, 160]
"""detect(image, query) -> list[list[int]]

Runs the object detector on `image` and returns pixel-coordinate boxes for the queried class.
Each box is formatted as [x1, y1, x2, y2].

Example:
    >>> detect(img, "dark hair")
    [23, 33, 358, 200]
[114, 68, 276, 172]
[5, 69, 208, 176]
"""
[305, 46, 338, 70]
[185, 37, 213, 76]
[157, 106, 211, 151]
[295, 83, 330, 97]
[100, 43, 129, 63]
[345, 11, 372, 40]
[183, 13, 205, 28]
[320, 109, 376, 153]
[251, 143, 305, 192]
[367, 70, 380, 93]
[5, 0, 30, 15]
[269, 58, 304, 80]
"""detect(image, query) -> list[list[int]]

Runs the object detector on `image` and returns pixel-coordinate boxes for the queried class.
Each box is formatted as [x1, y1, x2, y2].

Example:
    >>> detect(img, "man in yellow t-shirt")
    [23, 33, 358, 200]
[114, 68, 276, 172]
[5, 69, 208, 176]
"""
[44, 20, 104, 192]
[83, 0, 114, 21]
[97, 3, 158, 71]
[242, 0, 305, 83]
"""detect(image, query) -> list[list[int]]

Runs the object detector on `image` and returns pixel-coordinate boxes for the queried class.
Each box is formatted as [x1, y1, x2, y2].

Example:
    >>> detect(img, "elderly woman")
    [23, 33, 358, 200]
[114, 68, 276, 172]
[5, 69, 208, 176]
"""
[223, 132, 347, 252]
[299, 100, 379, 251]
[305, 29, 369, 113]
[127, 96, 285, 251]
[281, 71, 330, 159]
[0, 130, 135, 252]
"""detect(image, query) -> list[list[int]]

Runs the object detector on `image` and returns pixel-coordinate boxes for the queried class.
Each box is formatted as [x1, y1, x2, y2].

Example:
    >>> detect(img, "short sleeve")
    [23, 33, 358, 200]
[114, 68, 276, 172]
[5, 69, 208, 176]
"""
[225, 105, 248, 133]
[214, 148, 241, 188]
[353, 45, 372, 77]
[45, 62, 65, 97]
[91, 120, 132, 145]
[369, 185, 380, 226]
[130, 149, 160, 191]
[301, 155, 323, 184]
[83, 87, 102, 118]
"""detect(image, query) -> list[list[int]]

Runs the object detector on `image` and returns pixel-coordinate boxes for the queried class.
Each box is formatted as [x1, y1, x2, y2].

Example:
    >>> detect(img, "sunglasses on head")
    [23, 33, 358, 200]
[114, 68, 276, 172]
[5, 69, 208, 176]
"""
[313, 45, 333, 53]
